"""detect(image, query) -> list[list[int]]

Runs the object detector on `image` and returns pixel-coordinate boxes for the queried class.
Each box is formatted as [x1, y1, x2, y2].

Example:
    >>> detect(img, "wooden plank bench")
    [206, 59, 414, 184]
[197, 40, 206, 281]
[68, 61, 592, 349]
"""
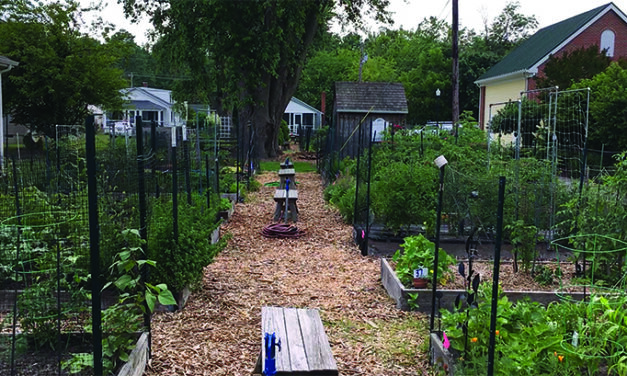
[253, 307, 338, 376]
[278, 168, 295, 189]
[273, 189, 299, 222]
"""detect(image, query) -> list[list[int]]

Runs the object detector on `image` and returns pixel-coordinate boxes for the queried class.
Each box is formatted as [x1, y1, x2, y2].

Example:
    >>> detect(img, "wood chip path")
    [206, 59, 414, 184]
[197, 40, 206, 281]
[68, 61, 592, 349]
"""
[146, 171, 430, 375]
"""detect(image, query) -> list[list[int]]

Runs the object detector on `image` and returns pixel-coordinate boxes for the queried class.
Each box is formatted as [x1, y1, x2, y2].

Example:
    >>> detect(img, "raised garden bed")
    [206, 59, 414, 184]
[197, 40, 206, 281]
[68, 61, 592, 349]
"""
[380, 258, 586, 312]
[116, 332, 149, 376]
[217, 200, 235, 221]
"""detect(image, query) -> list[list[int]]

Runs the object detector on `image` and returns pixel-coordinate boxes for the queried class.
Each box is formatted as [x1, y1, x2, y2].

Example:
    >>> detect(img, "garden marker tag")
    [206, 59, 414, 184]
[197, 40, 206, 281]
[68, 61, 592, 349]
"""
[572, 330, 579, 347]
[442, 332, 450, 350]
[414, 267, 428, 278]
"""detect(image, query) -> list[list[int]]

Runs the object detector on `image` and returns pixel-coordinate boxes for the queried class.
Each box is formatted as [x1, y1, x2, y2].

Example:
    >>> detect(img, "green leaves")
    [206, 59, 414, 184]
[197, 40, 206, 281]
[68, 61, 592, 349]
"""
[0, 1, 126, 135]
[392, 234, 456, 287]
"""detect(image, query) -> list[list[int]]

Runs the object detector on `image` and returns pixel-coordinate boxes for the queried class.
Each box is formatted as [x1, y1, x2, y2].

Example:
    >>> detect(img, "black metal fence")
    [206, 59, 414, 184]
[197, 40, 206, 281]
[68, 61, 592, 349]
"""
[0, 114, 235, 375]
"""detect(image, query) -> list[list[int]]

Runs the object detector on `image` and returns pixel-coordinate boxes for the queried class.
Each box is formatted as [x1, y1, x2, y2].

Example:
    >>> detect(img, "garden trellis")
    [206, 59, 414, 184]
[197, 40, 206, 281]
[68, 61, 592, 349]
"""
[0, 114, 232, 375]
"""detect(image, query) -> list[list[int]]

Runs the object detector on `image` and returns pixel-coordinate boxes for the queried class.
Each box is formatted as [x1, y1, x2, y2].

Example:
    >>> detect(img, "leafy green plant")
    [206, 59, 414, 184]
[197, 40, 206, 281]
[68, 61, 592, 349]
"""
[442, 285, 627, 375]
[392, 234, 455, 287]
[63, 229, 176, 374]
[218, 197, 232, 212]
[505, 219, 541, 272]
[533, 264, 560, 286]
[323, 172, 356, 223]
[278, 119, 290, 146]
[558, 151, 627, 285]
[148, 194, 225, 292]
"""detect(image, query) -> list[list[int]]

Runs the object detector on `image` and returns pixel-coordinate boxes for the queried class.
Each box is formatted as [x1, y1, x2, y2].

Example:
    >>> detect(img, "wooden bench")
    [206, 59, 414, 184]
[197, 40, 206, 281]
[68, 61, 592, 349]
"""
[278, 168, 295, 189]
[273, 189, 299, 222]
[253, 307, 338, 376]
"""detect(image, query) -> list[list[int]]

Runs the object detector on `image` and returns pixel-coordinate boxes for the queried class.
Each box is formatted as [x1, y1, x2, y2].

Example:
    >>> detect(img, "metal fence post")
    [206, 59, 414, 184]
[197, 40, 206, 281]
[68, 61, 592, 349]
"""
[136, 116, 151, 355]
[172, 126, 179, 243]
[487, 176, 506, 376]
[85, 115, 103, 376]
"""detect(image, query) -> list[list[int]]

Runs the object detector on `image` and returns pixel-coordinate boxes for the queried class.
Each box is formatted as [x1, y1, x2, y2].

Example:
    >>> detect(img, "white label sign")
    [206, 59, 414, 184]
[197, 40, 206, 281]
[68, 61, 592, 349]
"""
[413, 267, 429, 279]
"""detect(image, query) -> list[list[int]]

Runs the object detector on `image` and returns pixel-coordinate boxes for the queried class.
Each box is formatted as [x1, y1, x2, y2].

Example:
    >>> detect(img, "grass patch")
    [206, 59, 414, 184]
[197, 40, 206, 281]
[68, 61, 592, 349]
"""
[324, 315, 429, 368]
[260, 160, 317, 173]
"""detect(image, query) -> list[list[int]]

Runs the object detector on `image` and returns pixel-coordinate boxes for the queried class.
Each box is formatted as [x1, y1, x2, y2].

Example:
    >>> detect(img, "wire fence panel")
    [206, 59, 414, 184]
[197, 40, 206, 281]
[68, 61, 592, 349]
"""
[0, 115, 229, 375]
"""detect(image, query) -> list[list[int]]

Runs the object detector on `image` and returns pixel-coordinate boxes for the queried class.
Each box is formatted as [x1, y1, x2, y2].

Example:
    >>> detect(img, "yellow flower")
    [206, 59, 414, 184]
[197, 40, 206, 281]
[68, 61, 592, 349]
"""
[471, 337, 478, 343]
[558, 355, 564, 363]
[495, 330, 499, 336]
[554, 351, 558, 357]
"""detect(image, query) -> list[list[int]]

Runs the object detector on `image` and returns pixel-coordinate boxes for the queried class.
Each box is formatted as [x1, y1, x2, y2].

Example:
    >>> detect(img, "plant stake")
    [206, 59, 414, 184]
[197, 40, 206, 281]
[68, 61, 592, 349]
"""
[487, 176, 506, 376]
[430, 155, 447, 332]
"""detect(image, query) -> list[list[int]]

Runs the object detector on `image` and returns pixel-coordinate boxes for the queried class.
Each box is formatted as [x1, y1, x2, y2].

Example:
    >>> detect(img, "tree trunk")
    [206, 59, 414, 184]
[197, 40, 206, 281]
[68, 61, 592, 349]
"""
[239, 3, 321, 159]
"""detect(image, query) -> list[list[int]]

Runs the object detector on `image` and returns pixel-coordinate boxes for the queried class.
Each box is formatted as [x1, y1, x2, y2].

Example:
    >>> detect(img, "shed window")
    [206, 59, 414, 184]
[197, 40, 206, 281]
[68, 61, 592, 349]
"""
[601, 29, 615, 57]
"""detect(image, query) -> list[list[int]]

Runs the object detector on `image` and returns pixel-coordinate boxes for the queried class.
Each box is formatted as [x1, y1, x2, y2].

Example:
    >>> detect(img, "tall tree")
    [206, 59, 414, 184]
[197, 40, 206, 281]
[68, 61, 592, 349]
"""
[0, 1, 127, 136]
[487, 1, 538, 56]
[573, 63, 627, 154]
[123, 0, 391, 158]
[535, 46, 613, 90]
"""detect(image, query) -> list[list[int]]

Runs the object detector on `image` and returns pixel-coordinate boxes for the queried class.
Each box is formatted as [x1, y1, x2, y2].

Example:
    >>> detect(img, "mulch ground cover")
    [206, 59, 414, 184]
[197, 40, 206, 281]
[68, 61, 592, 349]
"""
[146, 168, 430, 376]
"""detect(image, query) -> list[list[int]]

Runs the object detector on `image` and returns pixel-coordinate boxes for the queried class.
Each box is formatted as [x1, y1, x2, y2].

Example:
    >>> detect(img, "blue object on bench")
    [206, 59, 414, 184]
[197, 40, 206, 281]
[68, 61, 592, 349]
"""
[263, 332, 281, 376]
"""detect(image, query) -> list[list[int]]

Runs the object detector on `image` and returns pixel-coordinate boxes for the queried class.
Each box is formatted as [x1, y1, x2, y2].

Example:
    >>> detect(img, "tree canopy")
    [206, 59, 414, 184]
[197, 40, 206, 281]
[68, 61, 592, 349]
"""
[0, 0, 127, 136]
[123, 0, 392, 158]
[573, 63, 627, 154]
[535, 46, 614, 90]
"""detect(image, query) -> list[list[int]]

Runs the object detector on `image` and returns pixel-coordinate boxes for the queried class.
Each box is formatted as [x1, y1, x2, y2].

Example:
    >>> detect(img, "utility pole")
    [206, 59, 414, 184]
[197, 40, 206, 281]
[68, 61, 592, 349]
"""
[130, 72, 134, 88]
[358, 44, 368, 82]
[452, 0, 460, 139]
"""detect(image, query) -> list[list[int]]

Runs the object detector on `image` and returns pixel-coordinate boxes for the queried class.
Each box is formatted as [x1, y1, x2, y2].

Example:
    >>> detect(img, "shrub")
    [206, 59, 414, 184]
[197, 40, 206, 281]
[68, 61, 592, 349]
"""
[323, 173, 355, 222]
[148, 194, 224, 291]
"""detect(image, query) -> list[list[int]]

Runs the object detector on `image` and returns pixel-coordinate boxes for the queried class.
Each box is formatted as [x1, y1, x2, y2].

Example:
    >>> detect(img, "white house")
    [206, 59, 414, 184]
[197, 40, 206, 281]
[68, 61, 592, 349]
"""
[282, 97, 323, 135]
[0, 56, 19, 168]
[115, 86, 182, 127]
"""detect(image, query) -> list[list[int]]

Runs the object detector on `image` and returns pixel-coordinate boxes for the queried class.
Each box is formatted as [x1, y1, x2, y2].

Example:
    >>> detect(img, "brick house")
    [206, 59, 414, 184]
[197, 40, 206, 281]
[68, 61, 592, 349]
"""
[475, 2, 627, 129]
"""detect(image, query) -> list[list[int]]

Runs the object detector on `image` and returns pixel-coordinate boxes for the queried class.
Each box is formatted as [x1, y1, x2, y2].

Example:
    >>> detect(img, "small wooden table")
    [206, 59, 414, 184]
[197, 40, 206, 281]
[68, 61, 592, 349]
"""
[253, 307, 338, 376]
[273, 189, 298, 222]
[278, 168, 296, 189]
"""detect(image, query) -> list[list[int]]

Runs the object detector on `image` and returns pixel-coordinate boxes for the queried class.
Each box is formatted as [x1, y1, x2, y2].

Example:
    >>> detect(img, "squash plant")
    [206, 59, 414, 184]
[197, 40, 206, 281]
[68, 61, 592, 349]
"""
[392, 234, 456, 287]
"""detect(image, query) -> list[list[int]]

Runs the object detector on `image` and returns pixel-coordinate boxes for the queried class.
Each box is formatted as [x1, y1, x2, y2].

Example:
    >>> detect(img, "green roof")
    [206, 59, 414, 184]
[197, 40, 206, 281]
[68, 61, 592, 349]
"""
[477, 3, 614, 82]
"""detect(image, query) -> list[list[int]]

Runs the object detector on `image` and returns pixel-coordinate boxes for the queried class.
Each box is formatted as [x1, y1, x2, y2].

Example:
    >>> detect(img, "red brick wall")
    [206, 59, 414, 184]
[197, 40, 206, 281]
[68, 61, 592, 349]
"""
[529, 10, 627, 88]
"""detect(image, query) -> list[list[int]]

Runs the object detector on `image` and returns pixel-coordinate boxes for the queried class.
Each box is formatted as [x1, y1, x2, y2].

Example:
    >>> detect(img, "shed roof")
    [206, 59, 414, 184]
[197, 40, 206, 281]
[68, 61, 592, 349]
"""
[476, 3, 619, 83]
[334, 81, 408, 114]
[0, 55, 19, 68]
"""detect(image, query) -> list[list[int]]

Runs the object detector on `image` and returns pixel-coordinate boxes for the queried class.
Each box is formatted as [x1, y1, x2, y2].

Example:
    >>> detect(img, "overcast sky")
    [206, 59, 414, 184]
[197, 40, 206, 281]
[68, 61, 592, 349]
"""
[82, 0, 626, 46]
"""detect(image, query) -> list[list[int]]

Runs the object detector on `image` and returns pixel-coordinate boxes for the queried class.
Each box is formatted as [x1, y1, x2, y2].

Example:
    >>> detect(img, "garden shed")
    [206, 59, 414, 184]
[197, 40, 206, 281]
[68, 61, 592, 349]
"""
[0, 55, 18, 168]
[333, 81, 408, 158]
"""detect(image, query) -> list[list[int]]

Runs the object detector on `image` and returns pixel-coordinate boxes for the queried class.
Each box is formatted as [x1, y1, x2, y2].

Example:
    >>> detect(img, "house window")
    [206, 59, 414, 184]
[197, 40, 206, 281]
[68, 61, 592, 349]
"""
[303, 113, 314, 126]
[601, 29, 615, 57]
